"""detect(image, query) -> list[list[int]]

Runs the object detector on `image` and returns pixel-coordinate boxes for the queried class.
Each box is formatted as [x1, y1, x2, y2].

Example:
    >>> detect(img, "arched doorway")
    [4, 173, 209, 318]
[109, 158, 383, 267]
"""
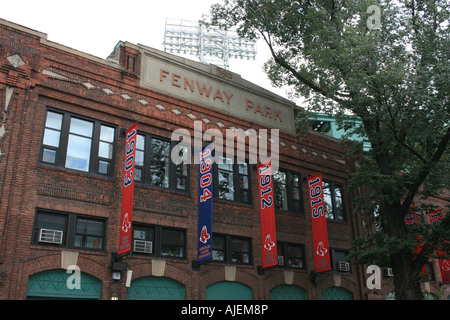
[270, 284, 308, 300]
[126, 276, 185, 300]
[322, 286, 354, 300]
[26, 269, 101, 300]
[206, 281, 253, 300]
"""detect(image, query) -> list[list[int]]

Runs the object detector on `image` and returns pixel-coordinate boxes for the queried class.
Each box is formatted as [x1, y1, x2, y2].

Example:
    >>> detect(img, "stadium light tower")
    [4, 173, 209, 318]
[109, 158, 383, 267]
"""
[163, 18, 257, 70]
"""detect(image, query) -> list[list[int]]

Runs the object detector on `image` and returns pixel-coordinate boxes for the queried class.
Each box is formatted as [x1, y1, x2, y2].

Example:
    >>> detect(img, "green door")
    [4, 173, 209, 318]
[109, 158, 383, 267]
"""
[27, 269, 101, 300]
[127, 276, 185, 300]
[206, 281, 253, 300]
[322, 286, 354, 300]
[270, 284, 308, 300]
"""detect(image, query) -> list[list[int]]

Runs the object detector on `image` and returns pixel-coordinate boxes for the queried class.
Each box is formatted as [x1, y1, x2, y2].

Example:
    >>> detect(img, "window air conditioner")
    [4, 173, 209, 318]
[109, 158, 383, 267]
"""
[38, 228, 63, 244]
[277, 256, 284, 266]
[384, 268, 394, 277]
[133, 240, 152, 254]
[337, 261, 351, 272]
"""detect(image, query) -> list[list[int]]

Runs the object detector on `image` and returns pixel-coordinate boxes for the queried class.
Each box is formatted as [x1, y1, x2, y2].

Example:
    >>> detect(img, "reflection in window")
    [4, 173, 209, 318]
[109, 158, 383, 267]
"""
[323, 181, 345, 221]
[218, 157, 234, 201]
[40, 110, 115, 176]
[273, 170, 303, 214]
[135, 134, 189, 192]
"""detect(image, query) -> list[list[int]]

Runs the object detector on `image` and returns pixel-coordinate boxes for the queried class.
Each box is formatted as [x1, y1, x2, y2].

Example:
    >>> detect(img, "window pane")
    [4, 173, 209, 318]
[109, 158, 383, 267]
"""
[42, 148, 57, 164]
[218, 157, 233, 171]
[218, 170, 234, 200]
[334, 185, 344, 220]
[133, 226, 155, 242]
[273, 171, 288, 210]
[162, 229, 184, 245]
[75, 235, 103, 249]
[212, 236, 225, 261]
[36, 212, 67, 231]
[76, 218, 103, 235]
[69, 118, 93, 137]
[98, 160, 110, 175]
[323, 182, 334, 220]
[150, 139, 170, 188]
[134, 168, 142, 181]
[98, 141, 113, 159]
[136, 150, 144, 166]
[161, 229, 184, 257]
[100, 125, 115, 142]
[45, 111, 63, 130]
[136, 134, 145, 150]
[43, 128, 61, 147]
[65, 134, 92, 172]
[231, 238, 250, 264]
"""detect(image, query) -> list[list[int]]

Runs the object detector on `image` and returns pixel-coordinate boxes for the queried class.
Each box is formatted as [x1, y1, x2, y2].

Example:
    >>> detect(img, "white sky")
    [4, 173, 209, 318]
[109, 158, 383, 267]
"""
[2, 0, 295, 102]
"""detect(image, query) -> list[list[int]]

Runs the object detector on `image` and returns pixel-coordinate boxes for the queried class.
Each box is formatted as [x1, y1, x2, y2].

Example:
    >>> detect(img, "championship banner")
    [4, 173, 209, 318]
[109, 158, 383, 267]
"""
[428, 209, 450, 283]
[404, 203, 426, 275]
[118, 122, 137, 256]
[307, 173, 331, 273]
[257, 161, 277, 269]
[197, 144, 213, 262]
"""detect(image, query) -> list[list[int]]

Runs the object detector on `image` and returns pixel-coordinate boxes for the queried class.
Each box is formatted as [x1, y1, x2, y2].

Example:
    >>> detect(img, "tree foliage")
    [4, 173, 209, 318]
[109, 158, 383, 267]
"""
[204, 0, 450, 299]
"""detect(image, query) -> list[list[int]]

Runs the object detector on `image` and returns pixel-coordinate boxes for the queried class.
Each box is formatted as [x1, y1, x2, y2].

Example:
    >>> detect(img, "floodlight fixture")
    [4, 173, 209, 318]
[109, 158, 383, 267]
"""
[163, 18, 257, 69]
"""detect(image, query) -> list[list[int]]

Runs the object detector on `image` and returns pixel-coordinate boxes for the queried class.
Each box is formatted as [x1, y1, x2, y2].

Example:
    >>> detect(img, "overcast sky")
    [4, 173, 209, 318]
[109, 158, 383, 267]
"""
[2, 0, 294, 101]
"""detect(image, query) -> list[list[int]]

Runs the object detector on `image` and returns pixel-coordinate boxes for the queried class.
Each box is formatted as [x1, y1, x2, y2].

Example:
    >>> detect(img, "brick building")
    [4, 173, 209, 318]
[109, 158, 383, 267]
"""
[0, 18, 413, 300]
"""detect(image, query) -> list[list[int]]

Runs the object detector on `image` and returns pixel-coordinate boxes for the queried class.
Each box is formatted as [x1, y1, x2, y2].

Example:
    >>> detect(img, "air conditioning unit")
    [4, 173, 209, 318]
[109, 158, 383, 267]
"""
[384, 268, 394, 277]
[133, 240, 152, 254]
[38, 228, 63, 244]
[337, 261, 351, 272]
[277, 256, 284, 266]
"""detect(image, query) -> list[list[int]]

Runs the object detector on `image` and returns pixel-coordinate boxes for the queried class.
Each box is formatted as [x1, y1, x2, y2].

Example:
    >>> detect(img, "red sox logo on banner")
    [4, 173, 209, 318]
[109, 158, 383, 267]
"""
[307, 173, 331, 273]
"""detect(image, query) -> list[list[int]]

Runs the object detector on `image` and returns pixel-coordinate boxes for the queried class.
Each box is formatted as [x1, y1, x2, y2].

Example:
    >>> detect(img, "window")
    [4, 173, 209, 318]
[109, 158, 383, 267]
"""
[277, 242, 306, 269]
[131, 224, 186, 259]
[134, 134, 189, 192]
[212, 234, 251, 264]
[330, 249, 351, 273]
[33, 210, 105, 250]
[40, 109, 116, 176]
[323, 181, 345, 221]
[214, 157, 250, 204]
[273, 170, 303, 214]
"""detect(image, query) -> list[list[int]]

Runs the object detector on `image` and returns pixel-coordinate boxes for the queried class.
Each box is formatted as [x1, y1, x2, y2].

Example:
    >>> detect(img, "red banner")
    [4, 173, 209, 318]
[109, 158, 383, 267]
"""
[307, 173, 331, 273]
[404, 203, 427, 275]
[119, 122, 137, 255]
[428, 209, 450, 283]
[257, 161, 277, 269]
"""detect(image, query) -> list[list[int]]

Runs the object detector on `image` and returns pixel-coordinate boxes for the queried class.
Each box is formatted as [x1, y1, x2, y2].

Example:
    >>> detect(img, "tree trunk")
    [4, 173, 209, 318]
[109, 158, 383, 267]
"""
[384, 202, 424, 300]
[391, 252, 424, 300]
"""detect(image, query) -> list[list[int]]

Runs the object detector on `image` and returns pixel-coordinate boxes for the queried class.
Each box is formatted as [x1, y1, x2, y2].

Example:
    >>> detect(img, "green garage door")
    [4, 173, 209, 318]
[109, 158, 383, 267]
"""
[206, 281, 253, 300]
[27, 269, 101, 300]
[127, 276, 185, 300]
[322, 286, 354, 300]
[270, 284, 308, 300]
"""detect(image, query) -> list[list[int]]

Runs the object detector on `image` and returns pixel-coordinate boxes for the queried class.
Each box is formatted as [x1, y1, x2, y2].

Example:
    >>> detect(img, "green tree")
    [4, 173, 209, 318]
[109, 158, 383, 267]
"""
[204, 0, 450, 299]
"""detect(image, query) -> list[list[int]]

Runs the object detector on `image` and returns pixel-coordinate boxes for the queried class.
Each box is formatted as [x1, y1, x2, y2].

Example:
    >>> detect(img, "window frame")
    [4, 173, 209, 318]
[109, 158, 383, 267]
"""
[212, 233, 252, 265]
[273, 169, 304, 214]
[32, 209, 106, 251]
[131, 223, 186, 259]
[39, 108, 116, 177]
[134, 133, 190, 193]
[330, 248, 351, 273]
[213, 157, 251, 205]
[323, 180, 346, 222]
[277, 242, 306, 270]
